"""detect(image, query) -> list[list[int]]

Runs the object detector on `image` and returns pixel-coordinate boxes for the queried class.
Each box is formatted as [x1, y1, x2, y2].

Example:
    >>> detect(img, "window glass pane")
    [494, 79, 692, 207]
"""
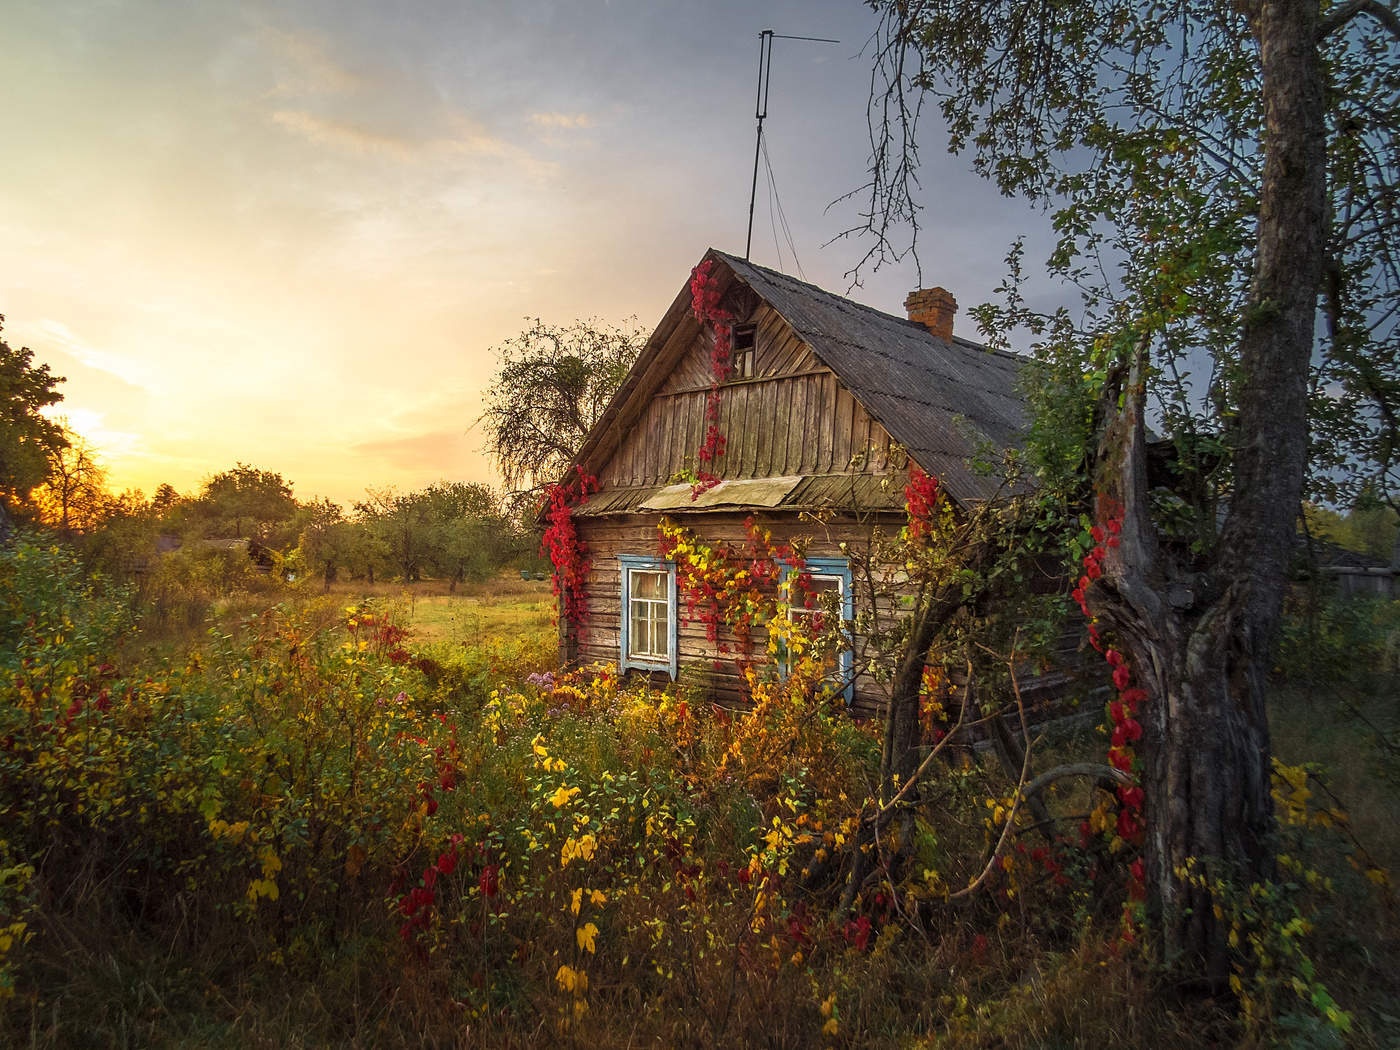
[793, 573, 843, 613]
[626, 567, 671, 663]
[652, 603, 670, 659]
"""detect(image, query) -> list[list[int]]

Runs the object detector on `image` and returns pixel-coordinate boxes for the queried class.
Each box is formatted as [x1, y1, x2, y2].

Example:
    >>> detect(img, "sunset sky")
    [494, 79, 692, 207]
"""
[2, 0, 1055, 508]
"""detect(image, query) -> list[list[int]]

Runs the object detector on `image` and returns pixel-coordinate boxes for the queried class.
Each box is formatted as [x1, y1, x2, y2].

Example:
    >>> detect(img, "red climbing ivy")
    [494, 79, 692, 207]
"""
[541, 466, 598, 627]
[688, 260, 736, 497]
[658, 515, 799, 657]
[903, 464, 942, 540]
[1071, 497, 1147, 925]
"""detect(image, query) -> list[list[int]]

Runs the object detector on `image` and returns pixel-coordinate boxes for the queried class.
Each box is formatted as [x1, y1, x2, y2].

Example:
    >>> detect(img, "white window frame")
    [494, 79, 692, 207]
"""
[781, 557, 855, 705]
[618, 555, 678, 679]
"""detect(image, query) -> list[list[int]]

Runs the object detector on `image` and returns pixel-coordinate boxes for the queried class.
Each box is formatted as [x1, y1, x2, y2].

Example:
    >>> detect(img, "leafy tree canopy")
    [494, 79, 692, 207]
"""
[860, 0, 1398, 509]
[0, 316, 68, 516]
[481, 318, 645, 500]
[192, 463, 298, 542]
[858, 0, 1399, 977]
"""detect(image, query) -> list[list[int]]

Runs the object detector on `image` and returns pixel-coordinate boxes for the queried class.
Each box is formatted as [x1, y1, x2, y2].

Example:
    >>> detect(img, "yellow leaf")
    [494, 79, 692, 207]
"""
[570, 888, 582, 916]
[589, 889, 607, 906]
[556, 964, 586, 994]
[550, 786, 581, 808]
[576, 922, 598, 954]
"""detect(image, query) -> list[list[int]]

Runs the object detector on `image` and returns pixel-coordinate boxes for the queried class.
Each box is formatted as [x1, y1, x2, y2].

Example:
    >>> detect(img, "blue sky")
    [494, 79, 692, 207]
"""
[1, 0, 1057, 504]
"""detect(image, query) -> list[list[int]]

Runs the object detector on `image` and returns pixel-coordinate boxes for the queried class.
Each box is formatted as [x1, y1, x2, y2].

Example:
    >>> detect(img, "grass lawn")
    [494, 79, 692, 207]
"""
[407, 589, 555, 647]
[317, 572, 557, 651]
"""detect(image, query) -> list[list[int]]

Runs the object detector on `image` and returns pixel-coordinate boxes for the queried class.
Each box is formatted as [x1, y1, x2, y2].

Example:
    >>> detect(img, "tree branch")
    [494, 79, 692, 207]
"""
[1317, 0, 1400, 39]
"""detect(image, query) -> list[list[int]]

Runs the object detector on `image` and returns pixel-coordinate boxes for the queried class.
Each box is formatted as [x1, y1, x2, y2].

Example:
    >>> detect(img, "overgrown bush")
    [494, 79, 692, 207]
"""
[2, 540, 1396, 1047]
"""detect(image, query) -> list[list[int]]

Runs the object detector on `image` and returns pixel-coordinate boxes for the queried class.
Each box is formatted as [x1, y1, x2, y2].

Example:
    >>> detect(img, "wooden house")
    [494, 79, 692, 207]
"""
[558, 248, 1031, 717]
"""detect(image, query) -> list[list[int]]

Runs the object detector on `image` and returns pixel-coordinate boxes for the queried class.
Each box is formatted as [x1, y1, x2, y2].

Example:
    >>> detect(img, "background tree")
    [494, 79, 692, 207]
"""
[35, 428, 111, 536]
[0, 317, 67, 535]
[859, 0, 1399, 976]
[191, 463, 298, 543]
[289, 497, 351, 590]
[481, 318, 645, 503]
[421, 481, 508, 590]
[356, 487, 434, 584]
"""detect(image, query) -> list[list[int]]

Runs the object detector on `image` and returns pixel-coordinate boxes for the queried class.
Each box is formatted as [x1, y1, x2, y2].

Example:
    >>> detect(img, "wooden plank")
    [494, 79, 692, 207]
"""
[658, 321, 718, 395]
[750, 381, 770, 480]
[754, 379, 776, 477]
[789, 374, 810, 473]
[771, 378, 790, 477]
[645, 399, 664, 484]
[833, 384, 855, 473]
[851, 400, 872, 473]
[870, 418, 889, 472]
[733, 383, 756, 478]
[716, 385, 734, 478]
[816, 372, 835, 473]
[662, 369, 831, 397]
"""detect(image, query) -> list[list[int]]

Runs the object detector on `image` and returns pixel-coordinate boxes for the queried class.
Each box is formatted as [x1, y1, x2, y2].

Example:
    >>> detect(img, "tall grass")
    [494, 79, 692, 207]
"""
[3, 540, 1397, 1047]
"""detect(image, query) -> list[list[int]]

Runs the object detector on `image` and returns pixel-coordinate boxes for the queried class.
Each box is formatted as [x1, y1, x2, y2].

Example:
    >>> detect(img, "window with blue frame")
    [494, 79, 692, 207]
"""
[618, 555, 678, 679]
[783, 557, 854, 704]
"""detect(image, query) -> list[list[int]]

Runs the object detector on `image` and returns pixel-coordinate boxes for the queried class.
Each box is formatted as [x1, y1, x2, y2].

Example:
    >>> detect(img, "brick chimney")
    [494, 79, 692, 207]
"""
[904, 287, 957, 340]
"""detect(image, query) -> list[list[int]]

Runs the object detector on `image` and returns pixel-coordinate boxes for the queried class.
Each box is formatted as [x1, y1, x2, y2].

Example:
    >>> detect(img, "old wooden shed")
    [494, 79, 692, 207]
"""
[557, 248, 1031, 717]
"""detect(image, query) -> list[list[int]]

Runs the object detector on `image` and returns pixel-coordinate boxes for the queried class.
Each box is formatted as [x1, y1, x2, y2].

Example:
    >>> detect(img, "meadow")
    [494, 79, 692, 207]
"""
[2, 537, 1398, 1049]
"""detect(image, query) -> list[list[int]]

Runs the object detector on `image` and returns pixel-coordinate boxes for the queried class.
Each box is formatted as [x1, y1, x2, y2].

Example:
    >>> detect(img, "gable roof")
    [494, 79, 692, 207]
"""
[573, 249, 1031, 507]
[714, 251, 1028, 501]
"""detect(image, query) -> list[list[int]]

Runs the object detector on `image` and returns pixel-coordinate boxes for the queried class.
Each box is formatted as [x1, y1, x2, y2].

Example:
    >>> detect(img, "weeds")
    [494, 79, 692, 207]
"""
[2, 538, 1397, 1047]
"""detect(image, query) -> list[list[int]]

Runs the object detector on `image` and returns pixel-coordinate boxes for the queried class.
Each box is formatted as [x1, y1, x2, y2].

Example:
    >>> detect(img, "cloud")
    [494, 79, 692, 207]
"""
[40, 405, 146, 460]
[258, 24, 362, 98]
[351, 428, 476, 475]
[34, 319, 154, 392]
[270, 109, 419, 158]
[528, 112, 595, 130]
[269, 108, 554, 177]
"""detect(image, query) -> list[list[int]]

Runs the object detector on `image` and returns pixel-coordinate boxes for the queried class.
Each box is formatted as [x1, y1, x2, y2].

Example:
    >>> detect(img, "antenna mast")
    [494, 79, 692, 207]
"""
[744, 30, 838, 261]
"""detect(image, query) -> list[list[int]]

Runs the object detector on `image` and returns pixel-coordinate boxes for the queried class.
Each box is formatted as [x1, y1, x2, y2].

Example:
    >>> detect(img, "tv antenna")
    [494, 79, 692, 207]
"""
[745, 29, 839, 261]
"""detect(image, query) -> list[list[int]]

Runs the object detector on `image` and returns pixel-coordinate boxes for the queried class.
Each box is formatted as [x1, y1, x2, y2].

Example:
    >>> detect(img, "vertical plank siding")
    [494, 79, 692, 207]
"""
[598, 373, 898, 489]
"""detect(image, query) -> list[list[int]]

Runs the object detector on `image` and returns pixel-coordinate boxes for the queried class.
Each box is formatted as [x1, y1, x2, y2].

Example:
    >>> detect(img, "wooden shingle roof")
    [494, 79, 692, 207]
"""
[714, 250, 1029, 503]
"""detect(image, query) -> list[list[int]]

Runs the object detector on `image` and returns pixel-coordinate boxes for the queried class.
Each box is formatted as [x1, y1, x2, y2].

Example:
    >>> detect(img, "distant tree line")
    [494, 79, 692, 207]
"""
[1, 317, 538, 590]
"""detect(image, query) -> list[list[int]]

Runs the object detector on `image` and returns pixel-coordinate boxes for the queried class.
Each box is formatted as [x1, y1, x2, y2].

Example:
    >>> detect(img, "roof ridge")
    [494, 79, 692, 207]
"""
[710, 247, 1029, 368]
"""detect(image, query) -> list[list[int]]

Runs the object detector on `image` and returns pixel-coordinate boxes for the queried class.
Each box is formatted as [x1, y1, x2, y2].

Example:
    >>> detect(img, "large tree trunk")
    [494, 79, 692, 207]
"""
[1092, 0, 1325, 978]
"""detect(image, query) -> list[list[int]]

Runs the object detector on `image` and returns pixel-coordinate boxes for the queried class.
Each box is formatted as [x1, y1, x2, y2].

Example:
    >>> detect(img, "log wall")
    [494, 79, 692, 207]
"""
[570, 512, 904, 719]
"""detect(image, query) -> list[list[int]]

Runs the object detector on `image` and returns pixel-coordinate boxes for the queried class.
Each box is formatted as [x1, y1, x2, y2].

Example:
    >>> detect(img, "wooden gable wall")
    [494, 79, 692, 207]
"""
[597, 300, 903, 489]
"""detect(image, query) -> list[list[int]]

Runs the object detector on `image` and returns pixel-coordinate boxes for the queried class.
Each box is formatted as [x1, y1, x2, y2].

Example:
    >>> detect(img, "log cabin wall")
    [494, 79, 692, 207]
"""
[599, 301, 903, 489]
[571, 511, 905, 719]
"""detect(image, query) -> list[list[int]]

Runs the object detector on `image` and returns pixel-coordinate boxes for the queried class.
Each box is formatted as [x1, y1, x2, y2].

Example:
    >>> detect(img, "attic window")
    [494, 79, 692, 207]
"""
[729, 324, 756, 379]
